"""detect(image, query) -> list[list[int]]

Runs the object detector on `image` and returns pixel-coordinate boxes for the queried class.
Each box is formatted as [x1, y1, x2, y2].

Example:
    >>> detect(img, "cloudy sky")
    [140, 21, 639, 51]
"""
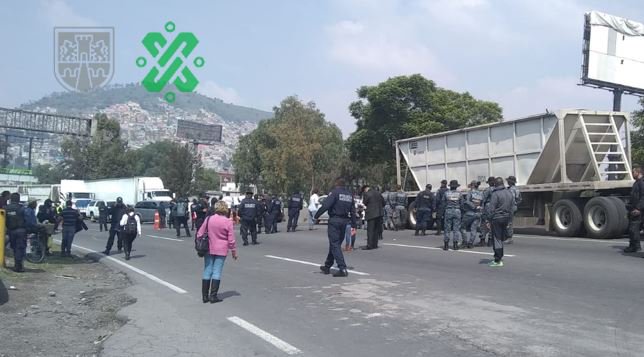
[1, 0, 643, 135]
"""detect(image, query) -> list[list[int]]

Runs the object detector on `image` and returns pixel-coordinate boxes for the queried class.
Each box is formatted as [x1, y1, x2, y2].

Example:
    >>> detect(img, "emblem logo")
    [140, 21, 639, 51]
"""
[137, 21, 204, 103]
[54, 27, 114, 92]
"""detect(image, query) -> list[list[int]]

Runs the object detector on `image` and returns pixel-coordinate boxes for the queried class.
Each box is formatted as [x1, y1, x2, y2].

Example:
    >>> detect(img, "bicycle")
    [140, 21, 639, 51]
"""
[3, 227, 51, 264]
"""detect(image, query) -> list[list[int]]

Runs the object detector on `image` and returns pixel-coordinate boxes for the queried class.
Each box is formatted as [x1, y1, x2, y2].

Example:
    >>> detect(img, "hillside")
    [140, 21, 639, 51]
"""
[21, 83, 272, 123]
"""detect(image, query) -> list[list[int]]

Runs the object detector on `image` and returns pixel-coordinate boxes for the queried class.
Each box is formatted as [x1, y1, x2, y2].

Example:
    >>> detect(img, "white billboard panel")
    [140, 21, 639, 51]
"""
[582, 11, 644, 93]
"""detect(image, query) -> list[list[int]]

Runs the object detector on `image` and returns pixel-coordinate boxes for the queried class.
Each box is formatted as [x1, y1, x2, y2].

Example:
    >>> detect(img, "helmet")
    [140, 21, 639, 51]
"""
[116, 197, 123, 204]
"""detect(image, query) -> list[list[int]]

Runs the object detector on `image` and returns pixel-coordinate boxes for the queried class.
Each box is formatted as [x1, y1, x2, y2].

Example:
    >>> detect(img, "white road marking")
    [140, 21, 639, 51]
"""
[516, 234, 628, 244]
[383, 243, 516, 257]
[227, 316, 302, 355]
[54, 239, 187, 294]
[146, 234, 183, 242]
[265, 255, 370, 276]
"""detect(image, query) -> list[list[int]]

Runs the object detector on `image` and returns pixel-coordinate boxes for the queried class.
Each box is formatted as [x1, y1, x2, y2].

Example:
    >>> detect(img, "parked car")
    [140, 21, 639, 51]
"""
[315, 195, 329, 224]
[87, 200, 116, 222]
[75, 198, 92, 218]
[134, 200, 164, 223]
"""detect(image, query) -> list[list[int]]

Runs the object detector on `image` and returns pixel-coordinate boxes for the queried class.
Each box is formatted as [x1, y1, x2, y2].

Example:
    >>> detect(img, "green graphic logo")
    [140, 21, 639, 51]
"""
[137, 21, 204, 103]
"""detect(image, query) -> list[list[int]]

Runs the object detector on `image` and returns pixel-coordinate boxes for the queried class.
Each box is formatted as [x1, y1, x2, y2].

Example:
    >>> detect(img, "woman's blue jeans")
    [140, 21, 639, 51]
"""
[203, 254, 226, 280]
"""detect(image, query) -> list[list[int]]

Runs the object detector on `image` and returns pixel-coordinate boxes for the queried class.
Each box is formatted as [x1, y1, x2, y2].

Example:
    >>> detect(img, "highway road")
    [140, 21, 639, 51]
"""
[65, 221, 644, 357]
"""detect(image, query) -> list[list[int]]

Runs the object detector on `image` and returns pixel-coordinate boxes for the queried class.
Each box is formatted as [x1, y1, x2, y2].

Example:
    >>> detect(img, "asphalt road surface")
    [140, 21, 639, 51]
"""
[64, 221, 644, 357]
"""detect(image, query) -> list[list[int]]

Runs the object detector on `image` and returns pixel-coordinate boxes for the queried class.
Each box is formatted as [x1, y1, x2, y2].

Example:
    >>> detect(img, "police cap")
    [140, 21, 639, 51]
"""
[449, 180, 459, 187]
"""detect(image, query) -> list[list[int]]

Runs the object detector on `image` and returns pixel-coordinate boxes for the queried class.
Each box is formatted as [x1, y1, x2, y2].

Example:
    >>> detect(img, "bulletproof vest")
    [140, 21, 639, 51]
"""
[395, 192, 407, 206]
[240, 198, 258, 219]
[465, 190, 483, 212]
[444, 190, 461, 210]
[386, 192, 397, 206]
[270, 199, 282, 213]
[329, 188, 354, 219]
[416, 190, 433, 210]
[5, 203, 25, 230]
[482, 187, 493, 207]
[288, 195, 302, 208]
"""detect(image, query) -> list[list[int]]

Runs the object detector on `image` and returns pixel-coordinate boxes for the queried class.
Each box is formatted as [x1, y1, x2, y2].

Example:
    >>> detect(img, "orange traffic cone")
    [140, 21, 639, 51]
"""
[154, 211, 160, 230]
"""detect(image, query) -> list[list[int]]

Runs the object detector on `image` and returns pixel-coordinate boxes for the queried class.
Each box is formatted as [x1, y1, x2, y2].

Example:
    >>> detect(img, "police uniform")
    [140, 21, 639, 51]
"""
[239, 193, 259, 245]
[394, 190, 408, 229]
[441, 180, 463, 250]
[314, 184, 356, 277]
[5, 197, 27, 272]
[257, 197, 267, 234]
[506, 176, 522, 244]
[287, 193, 304, 232]
[479, 178, 495, 247]
[462, 181, 483, 248]
[267, 196, 282, 234]
[435, 181, 448, 235]
[104, 199, 126, 255]
[414, 186, 434, 235]
[625, 174, 644, 253]
[383, 190, 396, 230]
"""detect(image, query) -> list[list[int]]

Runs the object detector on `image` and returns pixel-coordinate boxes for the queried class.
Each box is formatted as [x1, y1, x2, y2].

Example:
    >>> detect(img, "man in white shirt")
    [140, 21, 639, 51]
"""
[308, 189, 320, 230]
[119, 207, 141, 261]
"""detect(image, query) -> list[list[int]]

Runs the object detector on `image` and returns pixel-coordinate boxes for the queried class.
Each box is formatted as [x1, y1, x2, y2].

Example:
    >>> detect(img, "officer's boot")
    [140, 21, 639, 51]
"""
[209, 280, 222, 303]
[453, 241, 459, 250]
[422, 230, 426, 236]
[202, 280, 210, 303]
[443, 241, 449, 251]
[414, 230, 419, 236]
[14, 260, 25, 273]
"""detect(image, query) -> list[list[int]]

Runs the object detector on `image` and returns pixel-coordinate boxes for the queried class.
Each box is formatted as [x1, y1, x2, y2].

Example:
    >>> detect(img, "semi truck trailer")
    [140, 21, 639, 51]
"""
[82, 177, 172, 206]
[396, 109, 633, 239]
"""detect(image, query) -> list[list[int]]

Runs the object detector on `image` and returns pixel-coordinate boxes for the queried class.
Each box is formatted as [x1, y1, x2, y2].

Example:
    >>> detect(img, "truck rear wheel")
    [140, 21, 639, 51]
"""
[408, 201, 417, 230]
[606, 197, 628, 236]
[583, 197, 621, 239]
[552, 199, 583, 237]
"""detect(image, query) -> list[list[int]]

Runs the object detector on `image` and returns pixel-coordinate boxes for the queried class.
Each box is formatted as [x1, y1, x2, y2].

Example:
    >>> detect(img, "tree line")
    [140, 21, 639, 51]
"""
[233, 74, 503, 195]
[33, 113, 219, 197]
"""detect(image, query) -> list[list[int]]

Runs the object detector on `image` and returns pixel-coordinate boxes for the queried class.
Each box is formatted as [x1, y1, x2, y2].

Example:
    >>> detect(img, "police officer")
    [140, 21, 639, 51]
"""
[287, 191, 304, 232]
[441, 180, 463, 251]
[435, 180, 448, 236]
[382, 186, 395, 230]
[393, 185, 408, 230]
[505, 176, 522, 244]
[625, 165, 644, 253]
[486, 177, 514, 267]
[478, 177, 496, 247]
[6, 193, 27, 272]
[103, 197, 126, 256]
[462, 180, 483, 249]
[413, 184, 435, 236]
[267, 194, 282, 234]
[256, 195, 267, 234]
[238, 190, 259, 246]
[315, 177, 356, 277]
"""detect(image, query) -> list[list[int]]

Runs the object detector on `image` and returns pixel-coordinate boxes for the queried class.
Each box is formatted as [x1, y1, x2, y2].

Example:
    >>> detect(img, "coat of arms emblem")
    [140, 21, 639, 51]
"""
[54, 27, 114, 92]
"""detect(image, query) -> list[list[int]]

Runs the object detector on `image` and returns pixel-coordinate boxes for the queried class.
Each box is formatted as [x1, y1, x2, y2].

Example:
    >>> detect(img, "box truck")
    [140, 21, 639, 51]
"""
[82, 177, 172, 206]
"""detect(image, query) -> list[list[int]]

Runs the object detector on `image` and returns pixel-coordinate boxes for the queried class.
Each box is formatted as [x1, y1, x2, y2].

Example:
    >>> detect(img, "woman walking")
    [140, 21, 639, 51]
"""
[119, 207, 141, 260]
[197, 201, 238, 303]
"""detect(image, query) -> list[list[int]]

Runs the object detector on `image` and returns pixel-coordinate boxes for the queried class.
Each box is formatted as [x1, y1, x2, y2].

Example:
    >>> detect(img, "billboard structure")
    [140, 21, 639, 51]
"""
[581, 11, 644, 109]
[176, 119, 223, 144]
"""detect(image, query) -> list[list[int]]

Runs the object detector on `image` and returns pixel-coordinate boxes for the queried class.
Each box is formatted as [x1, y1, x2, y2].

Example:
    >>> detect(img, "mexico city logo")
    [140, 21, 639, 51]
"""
[54, 27, 114, 92]
[137, 21, 204, 103]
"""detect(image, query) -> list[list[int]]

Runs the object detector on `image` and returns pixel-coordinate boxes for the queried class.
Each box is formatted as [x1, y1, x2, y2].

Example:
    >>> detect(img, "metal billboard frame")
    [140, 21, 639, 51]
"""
[176, 119, 223, 144]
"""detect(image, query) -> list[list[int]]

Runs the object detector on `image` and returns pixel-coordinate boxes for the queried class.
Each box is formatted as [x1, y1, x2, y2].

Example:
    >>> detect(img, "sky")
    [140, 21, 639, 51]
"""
[1, 0, 644, 136]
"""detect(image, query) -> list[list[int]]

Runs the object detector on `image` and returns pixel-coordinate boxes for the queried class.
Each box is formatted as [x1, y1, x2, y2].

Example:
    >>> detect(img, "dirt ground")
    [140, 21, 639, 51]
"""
[0, 249, 134, 357]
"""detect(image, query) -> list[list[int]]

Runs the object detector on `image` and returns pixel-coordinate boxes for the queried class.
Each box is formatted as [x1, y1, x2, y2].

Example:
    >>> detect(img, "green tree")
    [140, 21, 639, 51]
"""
[346, 74, 503, 183]
[192, 168, 219, 195]
[232, 96, 344, 194]
[32, 164, 66, 184]
[631, 98, 644, 165]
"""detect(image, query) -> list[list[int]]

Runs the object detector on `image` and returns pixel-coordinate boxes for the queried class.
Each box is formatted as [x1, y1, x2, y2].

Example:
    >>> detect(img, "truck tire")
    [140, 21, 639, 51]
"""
[407, 201, 417, 230]
[90, 212, 95, 222]
[583, 197, 621, 239]
[605, 197, 629, 237]
[552, 199, 583, 237]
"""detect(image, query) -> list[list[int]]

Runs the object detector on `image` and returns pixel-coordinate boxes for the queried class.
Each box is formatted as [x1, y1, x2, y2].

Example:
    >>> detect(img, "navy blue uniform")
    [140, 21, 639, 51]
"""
[257, 200, 267, 233]
[267, 198, 282, 234]
[5, 202, 27, 270]
[314, 187, 356, 271]
[287, 193, 304, 232]
[414, 189, 435, 234]
[239, 197, 259, 244]
[61, 207, 80, 256]
[105, 203, 126, 253]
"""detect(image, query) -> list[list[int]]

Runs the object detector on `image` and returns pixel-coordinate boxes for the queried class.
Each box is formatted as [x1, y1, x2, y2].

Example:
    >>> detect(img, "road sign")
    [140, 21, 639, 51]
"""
[176, 119, 222, 143]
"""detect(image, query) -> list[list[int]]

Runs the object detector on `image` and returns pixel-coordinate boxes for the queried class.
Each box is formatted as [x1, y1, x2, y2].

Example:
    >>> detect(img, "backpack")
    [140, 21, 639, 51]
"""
[123, 215, 138, 234]
[176, 201, 187, 217]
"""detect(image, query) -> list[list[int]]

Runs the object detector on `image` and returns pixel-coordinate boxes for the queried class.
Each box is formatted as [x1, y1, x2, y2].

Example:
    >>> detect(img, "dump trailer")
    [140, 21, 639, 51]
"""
[396, 109, 633, 239]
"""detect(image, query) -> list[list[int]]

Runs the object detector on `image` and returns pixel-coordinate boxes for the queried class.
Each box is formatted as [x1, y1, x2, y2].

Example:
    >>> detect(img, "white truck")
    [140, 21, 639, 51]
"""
[82, 177, 172, 207]
[396, 110, 633, 239]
